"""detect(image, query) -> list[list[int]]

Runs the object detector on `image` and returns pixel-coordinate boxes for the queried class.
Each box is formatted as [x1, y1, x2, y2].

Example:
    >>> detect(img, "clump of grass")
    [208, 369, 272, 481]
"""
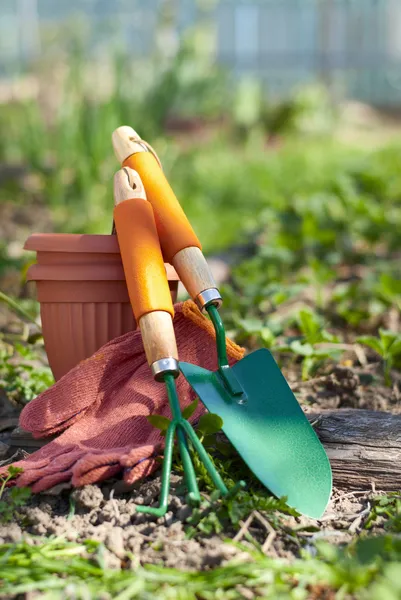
[1, 534, 401, 598]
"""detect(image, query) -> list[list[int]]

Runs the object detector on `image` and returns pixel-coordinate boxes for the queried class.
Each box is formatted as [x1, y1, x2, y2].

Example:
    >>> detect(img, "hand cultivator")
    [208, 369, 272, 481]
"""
[113, 168, 245, 517]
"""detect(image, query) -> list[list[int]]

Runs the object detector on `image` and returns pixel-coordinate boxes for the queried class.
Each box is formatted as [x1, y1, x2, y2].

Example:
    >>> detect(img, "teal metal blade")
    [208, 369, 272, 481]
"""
[180, 349, 332, 518]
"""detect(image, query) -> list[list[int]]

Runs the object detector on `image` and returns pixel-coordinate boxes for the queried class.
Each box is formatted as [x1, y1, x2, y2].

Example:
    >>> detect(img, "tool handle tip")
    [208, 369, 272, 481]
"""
[113, 167, 146, 205]
[112, 126, 144, 162]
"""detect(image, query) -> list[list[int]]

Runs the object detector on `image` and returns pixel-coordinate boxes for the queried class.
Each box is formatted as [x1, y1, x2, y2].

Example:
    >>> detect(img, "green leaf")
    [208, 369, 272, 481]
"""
[182, 398, 199, 420]
[259, 327, 275, 348]
[299, 309, 321, 340]
[197, 413, 223, 435]
[357, 335, 384, 357]
[146, 415, 171, 432]
[290, 340, 314, 356]
[6, 465, 23, 478]
[388, 338, 401, 357]
[379, 330, 400, 353]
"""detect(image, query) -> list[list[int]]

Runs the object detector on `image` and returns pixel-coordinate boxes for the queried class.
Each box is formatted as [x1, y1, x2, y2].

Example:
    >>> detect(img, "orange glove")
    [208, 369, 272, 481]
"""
[0, 302, 243, 492]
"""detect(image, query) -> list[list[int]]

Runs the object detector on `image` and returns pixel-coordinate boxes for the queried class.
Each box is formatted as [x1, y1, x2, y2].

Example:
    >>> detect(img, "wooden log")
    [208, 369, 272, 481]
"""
[5, 409, 401, 491]
[308, 409, 401, 490]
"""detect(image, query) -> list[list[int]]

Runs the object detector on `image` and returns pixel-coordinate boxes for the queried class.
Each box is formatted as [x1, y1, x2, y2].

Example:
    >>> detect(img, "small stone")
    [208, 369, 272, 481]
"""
[65, 530, 79, 541]
[162, 511, 174, 527]
[177, 505, 192, 522]
[169, 495, 183, 511]
[102, 548, 122, 570]
[106, 527, 125, 558]
[71, 485, 104, 511]
[0, 523, 22, 543]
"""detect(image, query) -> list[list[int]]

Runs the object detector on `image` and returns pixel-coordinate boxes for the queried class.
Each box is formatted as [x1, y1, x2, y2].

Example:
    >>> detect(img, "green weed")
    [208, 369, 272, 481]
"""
[365, 493, 401, 532]
[358, 330, 401, 385]
[0, 466, 31, 524]
[1, 534, 401, 599]
[0, 341, 53, 405]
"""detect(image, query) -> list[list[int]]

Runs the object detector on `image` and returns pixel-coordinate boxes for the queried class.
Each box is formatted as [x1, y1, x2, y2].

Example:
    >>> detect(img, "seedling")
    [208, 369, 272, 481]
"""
[357, 329, 401, 385]
[277, 309, 342, 380]
[0, 342, 54, 405]
[0, 466, 31, 524]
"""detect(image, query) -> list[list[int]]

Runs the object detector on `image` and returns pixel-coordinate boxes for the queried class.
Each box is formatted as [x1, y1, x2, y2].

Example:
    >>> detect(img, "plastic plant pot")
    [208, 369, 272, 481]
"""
[24, 233, 179, 381]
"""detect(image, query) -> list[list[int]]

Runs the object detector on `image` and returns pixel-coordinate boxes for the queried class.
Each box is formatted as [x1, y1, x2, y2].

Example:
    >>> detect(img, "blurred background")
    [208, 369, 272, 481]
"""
[1, 0, 401, 403]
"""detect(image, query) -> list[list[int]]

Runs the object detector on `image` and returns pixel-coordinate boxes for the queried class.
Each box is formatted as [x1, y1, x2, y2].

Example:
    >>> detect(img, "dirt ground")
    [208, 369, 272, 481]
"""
[0, 470, 382, 572]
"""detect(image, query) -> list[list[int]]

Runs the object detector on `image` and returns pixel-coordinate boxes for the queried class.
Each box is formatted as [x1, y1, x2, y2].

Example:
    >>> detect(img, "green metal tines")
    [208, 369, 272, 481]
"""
[136, 373, 245, 517]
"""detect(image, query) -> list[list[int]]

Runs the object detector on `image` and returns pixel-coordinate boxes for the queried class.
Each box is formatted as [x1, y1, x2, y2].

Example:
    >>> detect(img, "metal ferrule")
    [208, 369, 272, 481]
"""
[151, 358, 180, 381]
[195, 288, 223, 313]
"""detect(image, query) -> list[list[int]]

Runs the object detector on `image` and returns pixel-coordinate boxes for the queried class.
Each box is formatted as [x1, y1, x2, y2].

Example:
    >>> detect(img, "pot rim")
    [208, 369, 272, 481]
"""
[24, 233, 121, 254]
[24, 234, 179, 280]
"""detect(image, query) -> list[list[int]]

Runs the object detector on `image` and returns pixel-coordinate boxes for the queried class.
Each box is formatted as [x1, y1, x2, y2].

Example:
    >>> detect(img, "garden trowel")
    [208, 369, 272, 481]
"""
[112, 126, 332, 518]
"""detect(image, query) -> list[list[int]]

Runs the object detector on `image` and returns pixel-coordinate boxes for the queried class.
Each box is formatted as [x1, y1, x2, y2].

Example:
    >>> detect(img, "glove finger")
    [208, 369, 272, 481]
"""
[73, 463, 122, 487]
[31, 469, 74, 493]
[120, 444, 161, 484]
[124, 457, 160, 484]
[120, 444, 160, 468]
[0, 442, 79, 483]
[16, 448, 82, 487]
[71, 450, 124, 487]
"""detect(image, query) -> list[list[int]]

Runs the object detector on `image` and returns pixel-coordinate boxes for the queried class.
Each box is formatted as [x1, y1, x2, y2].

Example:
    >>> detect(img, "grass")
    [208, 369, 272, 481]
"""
[1, 534, 401, 599]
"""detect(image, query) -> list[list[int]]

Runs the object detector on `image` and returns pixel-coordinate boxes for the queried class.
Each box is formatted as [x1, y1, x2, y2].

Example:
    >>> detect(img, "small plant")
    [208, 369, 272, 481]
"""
[147, 399, 222, 440]
[0, 466, 31, 523]
[357, 329, 401, 385]
[147, 398, 224, 471]
[277, 309, 343, 380]
[0, 341, 54, 405]
[375, 273, 401, 312]
[185, 487, 298, 539]
[364, 493, 401, 532]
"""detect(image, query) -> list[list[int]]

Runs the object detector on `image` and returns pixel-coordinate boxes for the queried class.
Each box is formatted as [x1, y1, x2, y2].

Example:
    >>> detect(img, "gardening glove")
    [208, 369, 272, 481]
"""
[0, 301, 244, 493]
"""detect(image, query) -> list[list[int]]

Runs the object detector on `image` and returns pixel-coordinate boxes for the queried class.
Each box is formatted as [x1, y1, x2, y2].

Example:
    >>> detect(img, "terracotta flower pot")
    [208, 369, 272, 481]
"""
[24, 234, 179, 381]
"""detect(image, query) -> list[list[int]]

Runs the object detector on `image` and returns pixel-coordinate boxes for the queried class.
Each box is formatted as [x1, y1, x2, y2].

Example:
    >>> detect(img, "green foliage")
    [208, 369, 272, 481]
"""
[0, 341, 54, 405]
[365, 493, 401, 532]
[0, 291, 39, 327]
[197, 413, 224, 437]
[146, 399, 223, 450]
[146, 414, 171, 434]
[0, 466, 31, 524]
[358, 330, 401, 385]
[182, 398, 199, 420]
[1, 532, 401, 598]
[275, 309, 342, 380]
[186, 488, 298, 539]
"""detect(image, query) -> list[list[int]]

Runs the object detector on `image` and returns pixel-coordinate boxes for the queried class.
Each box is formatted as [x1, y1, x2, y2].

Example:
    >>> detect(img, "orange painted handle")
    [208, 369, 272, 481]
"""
[114, 198, 174, 321]
[123, 152, 201, 263]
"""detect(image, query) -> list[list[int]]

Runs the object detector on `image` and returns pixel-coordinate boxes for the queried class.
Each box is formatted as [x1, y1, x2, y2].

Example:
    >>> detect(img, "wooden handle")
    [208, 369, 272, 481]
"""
[113, 173, 174, 321]
[172, 247, 217, 299]
[139, 311, 178, 366]
[112, 126, 201, 264]
[113, 167, 147, 206]
[113, 168, 177, 367]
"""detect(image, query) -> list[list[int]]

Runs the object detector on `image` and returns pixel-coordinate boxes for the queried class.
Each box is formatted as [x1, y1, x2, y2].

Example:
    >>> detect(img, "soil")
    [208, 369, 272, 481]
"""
[294, 364, 401, 413]
[0, 472, 383, 571]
